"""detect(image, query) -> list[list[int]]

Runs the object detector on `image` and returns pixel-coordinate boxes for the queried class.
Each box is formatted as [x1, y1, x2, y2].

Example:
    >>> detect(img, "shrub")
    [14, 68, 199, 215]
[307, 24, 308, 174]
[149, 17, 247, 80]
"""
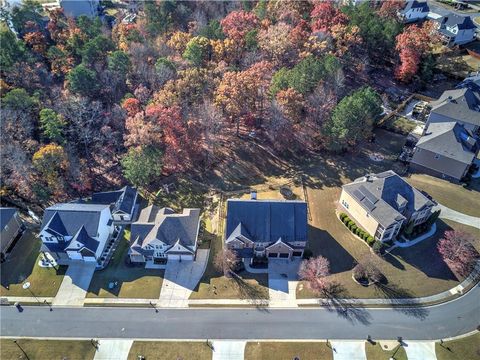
[373, 240, 384, 254]
[340, 213, 348, 221]
[351, 225, 357, 232]
[346, 220, 353, 228]
[355, 228, 361, 236]
[367, 236, 375, 246]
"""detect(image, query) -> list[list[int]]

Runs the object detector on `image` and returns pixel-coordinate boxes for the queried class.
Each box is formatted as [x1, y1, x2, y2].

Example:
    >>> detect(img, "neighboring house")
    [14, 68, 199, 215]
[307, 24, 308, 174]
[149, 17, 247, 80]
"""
[91, 186, 139, 223]
[39, 203, 114, 262]
[340, 171, 435, 242]
[1, 208, 24, 262]
[129, 205, 201, 265]
[410, 122, 479, 181]
[456, 73, 480, 91]
[426, 87, 480, 134]
[398, 0, 429, 23]
[436, 13, 477, 46]
[224, 196, 308, 261]
[60, 0, 99, 18]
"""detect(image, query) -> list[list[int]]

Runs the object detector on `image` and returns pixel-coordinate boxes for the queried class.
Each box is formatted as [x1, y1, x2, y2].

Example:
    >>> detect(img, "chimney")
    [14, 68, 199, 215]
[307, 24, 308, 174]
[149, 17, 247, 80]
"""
[250, 191, 257, 200]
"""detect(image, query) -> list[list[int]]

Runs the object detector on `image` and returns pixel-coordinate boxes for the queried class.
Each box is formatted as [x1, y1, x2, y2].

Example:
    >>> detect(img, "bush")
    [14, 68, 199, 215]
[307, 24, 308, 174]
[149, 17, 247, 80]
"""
[340, 213, 348, 221]
[351, 225, 357, 232]
[373, 240, 384, 254]
[367, 236, 375, 246]
[346, 220, 353, 228]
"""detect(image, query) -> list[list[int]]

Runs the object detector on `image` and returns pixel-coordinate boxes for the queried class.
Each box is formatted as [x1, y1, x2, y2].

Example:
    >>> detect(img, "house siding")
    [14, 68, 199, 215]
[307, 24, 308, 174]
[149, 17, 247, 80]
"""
[1, 212, 23, 256]
[339, 189, 381, 237]
[410, 147, 469, 181]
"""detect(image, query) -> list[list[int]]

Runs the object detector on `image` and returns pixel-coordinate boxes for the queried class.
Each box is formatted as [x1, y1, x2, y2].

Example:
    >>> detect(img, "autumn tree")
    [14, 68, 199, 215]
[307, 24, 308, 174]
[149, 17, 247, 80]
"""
[310, 2, 348, 33]
[213, 248, 240, 277]
[9, 0, 43, 35]
[32, 143, 69, 189]
[183, 36, 211, 67]
[121, 146, 163, 187]
[122, 97, 142, 117]
[39, 108, 67, 143]
[378, 1, 405, 19]
[275, 88, 305, 123]
[220, 10, 259, 42]
[298, 256, 331, 294]
[438, 230, 479, 277]
[258, 22, 295, 64]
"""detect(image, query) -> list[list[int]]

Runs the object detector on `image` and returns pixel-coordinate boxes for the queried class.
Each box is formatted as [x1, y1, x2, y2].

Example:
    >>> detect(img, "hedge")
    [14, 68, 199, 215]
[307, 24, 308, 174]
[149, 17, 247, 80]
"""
[340, 213, 376, 248]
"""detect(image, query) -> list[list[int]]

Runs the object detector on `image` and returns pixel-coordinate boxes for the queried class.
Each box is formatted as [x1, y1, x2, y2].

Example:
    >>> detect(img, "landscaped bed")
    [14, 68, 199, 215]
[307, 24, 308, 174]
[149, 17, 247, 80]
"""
[0, 230, 66, 297]
[87, 230, 164, 299]
[244, 341, 333, 360]
[128, 341, 212, 360]
[0, 339, 96, 360]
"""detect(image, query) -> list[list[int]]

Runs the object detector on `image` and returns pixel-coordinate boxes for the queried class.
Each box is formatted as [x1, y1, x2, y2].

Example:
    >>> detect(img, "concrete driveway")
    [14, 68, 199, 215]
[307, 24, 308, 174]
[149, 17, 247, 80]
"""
[331, 341, 366, 360]
[52, 261, 96, 306]
[404, 341, 437, 360]
[158, 249, 209, 307]
[212, 340, 246, 360]
[93, 339, 133, 360]
[268, 259, 300, 307]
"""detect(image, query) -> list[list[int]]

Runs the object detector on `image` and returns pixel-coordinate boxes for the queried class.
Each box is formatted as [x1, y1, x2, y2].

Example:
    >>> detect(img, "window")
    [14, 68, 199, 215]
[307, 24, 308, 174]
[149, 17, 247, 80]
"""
[342, 200, 349, 209]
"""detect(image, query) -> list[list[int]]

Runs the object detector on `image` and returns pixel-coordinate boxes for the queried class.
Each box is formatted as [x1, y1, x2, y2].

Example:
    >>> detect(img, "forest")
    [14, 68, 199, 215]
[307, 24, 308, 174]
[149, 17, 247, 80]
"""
[0, 0, 440, 207]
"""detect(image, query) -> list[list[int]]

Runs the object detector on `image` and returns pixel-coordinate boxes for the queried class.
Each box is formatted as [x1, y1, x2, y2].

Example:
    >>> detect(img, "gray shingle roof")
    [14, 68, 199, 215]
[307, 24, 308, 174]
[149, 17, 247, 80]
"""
[64, 225, 100, 253]
[416, 122, 478, 164]
[402, 0, 429, 13]
[441, 13, 476, 30]
[343, 171, 435, 227]
[225, 199, 308, 244]
[91, 186, 137, 215]
[430, 88, 480, 126]
[0, 208, 18, 232]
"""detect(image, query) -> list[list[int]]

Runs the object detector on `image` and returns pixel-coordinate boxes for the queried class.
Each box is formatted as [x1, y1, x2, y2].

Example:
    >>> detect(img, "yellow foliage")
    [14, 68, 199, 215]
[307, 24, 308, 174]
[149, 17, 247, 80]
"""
[167, 31, 193, 54]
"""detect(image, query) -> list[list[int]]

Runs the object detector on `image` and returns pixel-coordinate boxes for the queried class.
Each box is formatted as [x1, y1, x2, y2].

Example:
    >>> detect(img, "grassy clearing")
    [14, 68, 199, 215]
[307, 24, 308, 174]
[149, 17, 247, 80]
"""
[87, 230, 163, 299]
[245, 342, 333, 360]
[365, 343, 407, 360]
[381, 116, 417, 135]
[151, 177, 209, 212]
[435, 332, 480, 360]
[128, 341, 212, 360]
[0, 230, 66, 297]
[0, 339, 96, 360]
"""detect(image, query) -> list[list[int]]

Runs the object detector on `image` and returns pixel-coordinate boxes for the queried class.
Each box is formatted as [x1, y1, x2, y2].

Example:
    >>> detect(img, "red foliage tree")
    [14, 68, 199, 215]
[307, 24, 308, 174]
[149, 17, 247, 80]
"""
[220, 10, 259, 42]
[438, 230, 479, 277]
[122, 98, 142, 117]
[310, 2, 348, 34]
[298, 256, 331, 294]
[378, 1, 405, 19]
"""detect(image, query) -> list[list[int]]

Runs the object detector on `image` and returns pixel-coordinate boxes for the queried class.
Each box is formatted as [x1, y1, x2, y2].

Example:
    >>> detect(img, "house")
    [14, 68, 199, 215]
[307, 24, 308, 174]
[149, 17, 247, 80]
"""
[436, 13, 477, 46]
[1, 208, 24, 262]
[224, 196, 308, 261]
[39, 203, 114, 263]
[340, 171, 435, 242]
[410, 122, 479, 181]
[129, 205, 201, 265]
[59, 0, 99, 18]
[91, 186, 139, 223]
[399, 0, 430, 23]
[426, 87, 480, 134]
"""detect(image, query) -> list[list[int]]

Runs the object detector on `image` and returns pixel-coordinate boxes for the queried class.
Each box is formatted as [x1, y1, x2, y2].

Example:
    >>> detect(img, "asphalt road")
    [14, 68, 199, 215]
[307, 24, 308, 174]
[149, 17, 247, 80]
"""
[1, 285, 479, 341]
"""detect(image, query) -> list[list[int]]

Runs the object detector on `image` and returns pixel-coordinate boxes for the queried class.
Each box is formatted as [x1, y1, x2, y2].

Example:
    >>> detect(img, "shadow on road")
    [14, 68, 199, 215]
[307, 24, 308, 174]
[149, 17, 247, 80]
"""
[323, 282, 372, 325]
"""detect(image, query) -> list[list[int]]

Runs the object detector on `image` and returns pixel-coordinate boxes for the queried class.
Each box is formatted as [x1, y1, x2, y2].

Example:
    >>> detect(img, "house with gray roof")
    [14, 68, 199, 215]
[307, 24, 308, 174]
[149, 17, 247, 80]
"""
[436, 13, 477, 46]
[410, 122, 479, 181]
[225, 196, 308, 261]
[39, 203, 114, 263]
[399, 1, 429, 23]
[91, 186, 139, 223]
[60, 0, 99, 18]
[340, 171, 436, 242]
[1, 208, 24, 262]
[129, 205, 201, 265]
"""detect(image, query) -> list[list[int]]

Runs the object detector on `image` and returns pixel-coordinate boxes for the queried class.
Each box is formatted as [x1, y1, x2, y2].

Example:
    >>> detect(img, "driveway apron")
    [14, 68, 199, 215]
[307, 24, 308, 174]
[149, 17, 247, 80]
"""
[52, 261, 96, 306]
[93, 339, 133, 360]
[404, 341, 437, 360]
[212, 340, 246, 360]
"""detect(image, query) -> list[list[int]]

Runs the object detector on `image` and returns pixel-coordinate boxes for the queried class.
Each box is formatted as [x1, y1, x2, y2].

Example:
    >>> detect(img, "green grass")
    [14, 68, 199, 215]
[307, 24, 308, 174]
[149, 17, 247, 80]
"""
[435, 333, 480, 360]
[365, 343, 407, 360]
[87, 230, 164, 299]
[245, 342, 333, 360]
[381, 116, 417, 135]
[0, 231, 66, 297]
[128, 341, 212, 360]
[0, 339, 96, 360]
[151, 177, 208, 212]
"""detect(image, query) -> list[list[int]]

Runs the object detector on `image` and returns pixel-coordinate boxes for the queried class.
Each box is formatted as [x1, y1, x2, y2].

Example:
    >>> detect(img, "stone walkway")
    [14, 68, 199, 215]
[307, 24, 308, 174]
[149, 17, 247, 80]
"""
[52, 262, 96, 306]
[93, 339, 133, 360]
[158, 249, 209, 307]
[211, 340, 246, 360]
[330, 341, 366, 360]
[404, 341, 437, 360]
[436, 204, 480, 229]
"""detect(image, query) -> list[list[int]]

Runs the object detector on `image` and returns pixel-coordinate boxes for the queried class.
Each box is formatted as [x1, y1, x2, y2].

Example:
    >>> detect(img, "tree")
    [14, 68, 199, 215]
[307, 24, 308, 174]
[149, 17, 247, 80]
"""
[275, 88, 305, 123]
[182, 36, 211, 67]
[213, 248, 239, 277]
[108, 50, 131, 73]
[121, 146, 163, 187]
[198, 19, 225, 40]
[438, 230, 479, 277]
[81, 35, 115, 65]
[144, 0, 181, 36]
[9, 0, 43, 35]
[32, 143, 69, 189]
[258, 22, 294, 64]
[67, 64, 99, 97]
[353, 255, 384, 284]
[122, 97, 142, 116]
[298, 256, 331, 294]
[220, 10, 259, 42]
[378, 1, 405, 19]
[310, 2, 348, 33]
[1, 88, 36, 112]
[0, 23, 26, 71]
[23, 30, 47, 56]
[324, 86, 382, 152]
[39, 108, 66, 143]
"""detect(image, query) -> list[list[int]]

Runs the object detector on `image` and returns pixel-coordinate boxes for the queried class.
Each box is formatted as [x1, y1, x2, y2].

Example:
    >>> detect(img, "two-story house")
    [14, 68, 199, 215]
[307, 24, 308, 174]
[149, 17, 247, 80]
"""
[91, 186, 139, 224]
[398, 0, 430, 23]
[129, 205, 201, 266]
[1, 208, 24, 262]
[60, 0, 99, 18]
[39, 203, 114, 263]
[437, 13, 477, 46]
[340, 171, 436, 242]
[225, 196, 308, 262]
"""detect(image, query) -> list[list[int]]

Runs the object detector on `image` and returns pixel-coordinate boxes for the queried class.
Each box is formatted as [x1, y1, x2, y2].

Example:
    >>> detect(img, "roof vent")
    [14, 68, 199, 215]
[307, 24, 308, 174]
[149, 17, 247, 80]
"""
[251, 191, 257, 200]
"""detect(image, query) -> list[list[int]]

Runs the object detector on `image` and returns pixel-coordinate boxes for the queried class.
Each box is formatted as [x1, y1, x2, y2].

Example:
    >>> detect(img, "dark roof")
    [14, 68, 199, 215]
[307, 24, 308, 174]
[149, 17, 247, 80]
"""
[402, 0, 429, 12]
[64, 226, 100, 253]
[91, 186, 137, 215]
[225, 199, 308, 244]
[343, 171, 435, 227]
[430, 88, 480, 126]
[0, 208, 18, 232]
[441, 13, 476, 30]
[457, 74, 480, 91]
[40, 203, 109, 238]
[41, 242, 67, 253]
[415, 122, 478, 164]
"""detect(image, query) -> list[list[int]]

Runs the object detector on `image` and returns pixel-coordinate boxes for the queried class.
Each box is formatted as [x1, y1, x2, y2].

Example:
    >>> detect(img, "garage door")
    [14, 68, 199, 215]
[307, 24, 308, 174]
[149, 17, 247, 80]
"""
[168, 254, 194, 261]
[268, 253, 278, 258]
[292, 251, 303, 257]
[279, 253, 289, 258]
[168, 254, 180, 260]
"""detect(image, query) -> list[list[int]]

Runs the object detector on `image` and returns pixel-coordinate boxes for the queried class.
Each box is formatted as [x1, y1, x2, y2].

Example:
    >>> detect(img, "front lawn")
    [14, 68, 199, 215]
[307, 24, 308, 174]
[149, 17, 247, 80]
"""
[435, 332, 480, 360]
[87, 230, 164, 299]
[245, 342, 333, 360]
[128, 341, 212, 360]
[0, 230, 66, 297]
[365, 342, 407, 360]
[0, 339, 96, 360]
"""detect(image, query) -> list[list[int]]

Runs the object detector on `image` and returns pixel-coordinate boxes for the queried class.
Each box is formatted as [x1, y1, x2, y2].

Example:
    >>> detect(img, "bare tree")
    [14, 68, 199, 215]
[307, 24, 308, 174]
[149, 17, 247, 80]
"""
[213, 248, 239, 277]
[298, 256, 331, 294]
[353, 255, 384, 284]
[438, 230, 479, 277]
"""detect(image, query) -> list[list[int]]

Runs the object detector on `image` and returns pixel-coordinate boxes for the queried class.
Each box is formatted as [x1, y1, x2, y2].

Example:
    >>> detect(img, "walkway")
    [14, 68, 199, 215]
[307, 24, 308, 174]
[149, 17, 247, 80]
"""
[268, 259, 300, 308]
[158, 249, 209, 307]
[404, 341, 437, 360]
[211, 340, 246, 360]
[330, 341, 366, 360]
[52, 261, 96, 306]
[93, 339, 133, 360]
[436, 204, 480, 229]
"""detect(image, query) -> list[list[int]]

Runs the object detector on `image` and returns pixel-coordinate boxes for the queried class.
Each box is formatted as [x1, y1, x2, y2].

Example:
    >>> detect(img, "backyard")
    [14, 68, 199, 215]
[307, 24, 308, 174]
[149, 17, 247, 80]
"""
[0, 230, 66, 297]
[0, 339, 96, 360]
[87, 230, 164, 299]
[127, 341, 212, 360]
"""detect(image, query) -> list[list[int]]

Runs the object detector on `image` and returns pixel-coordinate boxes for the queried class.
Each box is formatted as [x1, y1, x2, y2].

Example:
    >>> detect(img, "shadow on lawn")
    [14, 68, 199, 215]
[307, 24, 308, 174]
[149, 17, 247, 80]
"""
[231, 273, 269, 311]
[374, 282, 429, 320]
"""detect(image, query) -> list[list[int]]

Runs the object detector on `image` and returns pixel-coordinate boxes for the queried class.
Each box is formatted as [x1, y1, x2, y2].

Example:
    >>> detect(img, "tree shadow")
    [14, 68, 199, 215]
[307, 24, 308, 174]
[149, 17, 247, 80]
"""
[383, 253, 406, 271]
[231, 273, 269, 312]
[374, 282, 429, 320]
